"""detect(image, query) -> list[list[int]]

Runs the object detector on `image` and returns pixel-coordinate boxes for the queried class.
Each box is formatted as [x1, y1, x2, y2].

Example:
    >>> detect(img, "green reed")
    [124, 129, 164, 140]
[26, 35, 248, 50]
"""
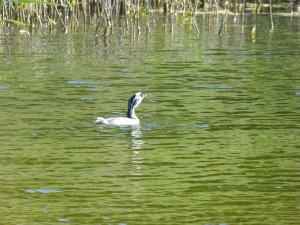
[0, 0, 297, 33]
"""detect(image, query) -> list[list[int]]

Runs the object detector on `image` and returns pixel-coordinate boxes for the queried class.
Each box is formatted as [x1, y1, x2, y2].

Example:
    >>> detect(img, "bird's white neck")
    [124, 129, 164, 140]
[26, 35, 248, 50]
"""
[127, 106, 137, 119]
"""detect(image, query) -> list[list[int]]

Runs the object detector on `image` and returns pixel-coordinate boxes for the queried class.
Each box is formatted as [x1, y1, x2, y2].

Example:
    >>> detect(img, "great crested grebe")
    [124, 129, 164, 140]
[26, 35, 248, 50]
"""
[95, 91, 148, 126]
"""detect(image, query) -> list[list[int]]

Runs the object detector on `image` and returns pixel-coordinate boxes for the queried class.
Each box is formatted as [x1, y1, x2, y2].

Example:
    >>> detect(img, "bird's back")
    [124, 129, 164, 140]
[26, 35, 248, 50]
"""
[95, 116, 140, 126]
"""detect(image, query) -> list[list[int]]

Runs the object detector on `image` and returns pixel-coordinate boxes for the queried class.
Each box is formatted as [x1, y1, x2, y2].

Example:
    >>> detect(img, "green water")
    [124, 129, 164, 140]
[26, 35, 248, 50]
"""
[1, 14, 300, 225]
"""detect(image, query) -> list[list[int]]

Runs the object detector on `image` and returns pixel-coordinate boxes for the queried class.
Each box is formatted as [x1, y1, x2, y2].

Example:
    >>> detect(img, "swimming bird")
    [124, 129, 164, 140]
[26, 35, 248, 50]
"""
[95, 91, 148, 126]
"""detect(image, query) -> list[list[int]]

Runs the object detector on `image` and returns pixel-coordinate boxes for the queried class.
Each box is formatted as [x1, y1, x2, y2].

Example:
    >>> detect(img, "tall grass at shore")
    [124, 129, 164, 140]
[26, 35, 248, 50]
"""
[0, 0, 298, 33]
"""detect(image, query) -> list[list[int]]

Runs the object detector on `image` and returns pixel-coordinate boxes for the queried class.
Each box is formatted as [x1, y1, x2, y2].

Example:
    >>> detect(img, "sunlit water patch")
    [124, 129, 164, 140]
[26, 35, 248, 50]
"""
[57, 218, 69, 222]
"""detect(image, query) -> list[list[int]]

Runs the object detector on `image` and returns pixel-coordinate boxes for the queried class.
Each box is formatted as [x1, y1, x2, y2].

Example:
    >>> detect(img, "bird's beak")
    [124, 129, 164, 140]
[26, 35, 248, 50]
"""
[141, 90, 149, 98]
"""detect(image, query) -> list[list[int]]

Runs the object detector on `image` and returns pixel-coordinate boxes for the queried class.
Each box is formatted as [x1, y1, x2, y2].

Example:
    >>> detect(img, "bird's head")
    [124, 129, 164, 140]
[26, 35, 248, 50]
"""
[128, 91, 148, 109]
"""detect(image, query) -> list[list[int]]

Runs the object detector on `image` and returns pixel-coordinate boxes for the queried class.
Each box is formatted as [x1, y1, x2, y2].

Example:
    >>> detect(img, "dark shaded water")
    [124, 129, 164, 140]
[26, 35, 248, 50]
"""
[1, 14, 300, 225]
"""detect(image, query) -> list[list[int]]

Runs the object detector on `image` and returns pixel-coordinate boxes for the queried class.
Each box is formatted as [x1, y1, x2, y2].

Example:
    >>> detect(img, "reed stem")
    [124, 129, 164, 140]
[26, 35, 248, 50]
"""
[0, 0, 295, 33]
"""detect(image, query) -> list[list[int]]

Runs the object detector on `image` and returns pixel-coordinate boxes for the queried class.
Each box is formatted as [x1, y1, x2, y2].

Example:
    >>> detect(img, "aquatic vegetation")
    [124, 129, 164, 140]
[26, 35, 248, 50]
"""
[0, 0, 298, 33]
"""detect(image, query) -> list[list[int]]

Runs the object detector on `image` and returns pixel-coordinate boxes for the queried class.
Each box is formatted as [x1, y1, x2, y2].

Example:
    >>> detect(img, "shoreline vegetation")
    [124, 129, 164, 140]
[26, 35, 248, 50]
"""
[0, 0, 299, 34]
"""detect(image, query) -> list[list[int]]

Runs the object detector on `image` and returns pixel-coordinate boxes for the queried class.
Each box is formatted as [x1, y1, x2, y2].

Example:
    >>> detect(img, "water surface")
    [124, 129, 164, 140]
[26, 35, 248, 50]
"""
[1, 14, 300, 225]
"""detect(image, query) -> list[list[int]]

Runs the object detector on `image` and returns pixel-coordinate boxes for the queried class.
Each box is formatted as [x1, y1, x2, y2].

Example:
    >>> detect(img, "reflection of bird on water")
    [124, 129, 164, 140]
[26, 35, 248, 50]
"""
[95, 91, 148, 126]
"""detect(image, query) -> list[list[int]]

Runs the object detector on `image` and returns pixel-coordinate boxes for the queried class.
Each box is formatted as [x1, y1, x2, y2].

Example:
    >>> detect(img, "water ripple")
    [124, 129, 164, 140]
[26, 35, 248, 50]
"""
[120, 69, 135, 73]
[67, 80, 111, 85]
[86, 88, 103, 92]
[80, 97, 95, 101]
[25, 189, 64, 194]
[192, 85, 234, 89]
[0, 85, 9, 90]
